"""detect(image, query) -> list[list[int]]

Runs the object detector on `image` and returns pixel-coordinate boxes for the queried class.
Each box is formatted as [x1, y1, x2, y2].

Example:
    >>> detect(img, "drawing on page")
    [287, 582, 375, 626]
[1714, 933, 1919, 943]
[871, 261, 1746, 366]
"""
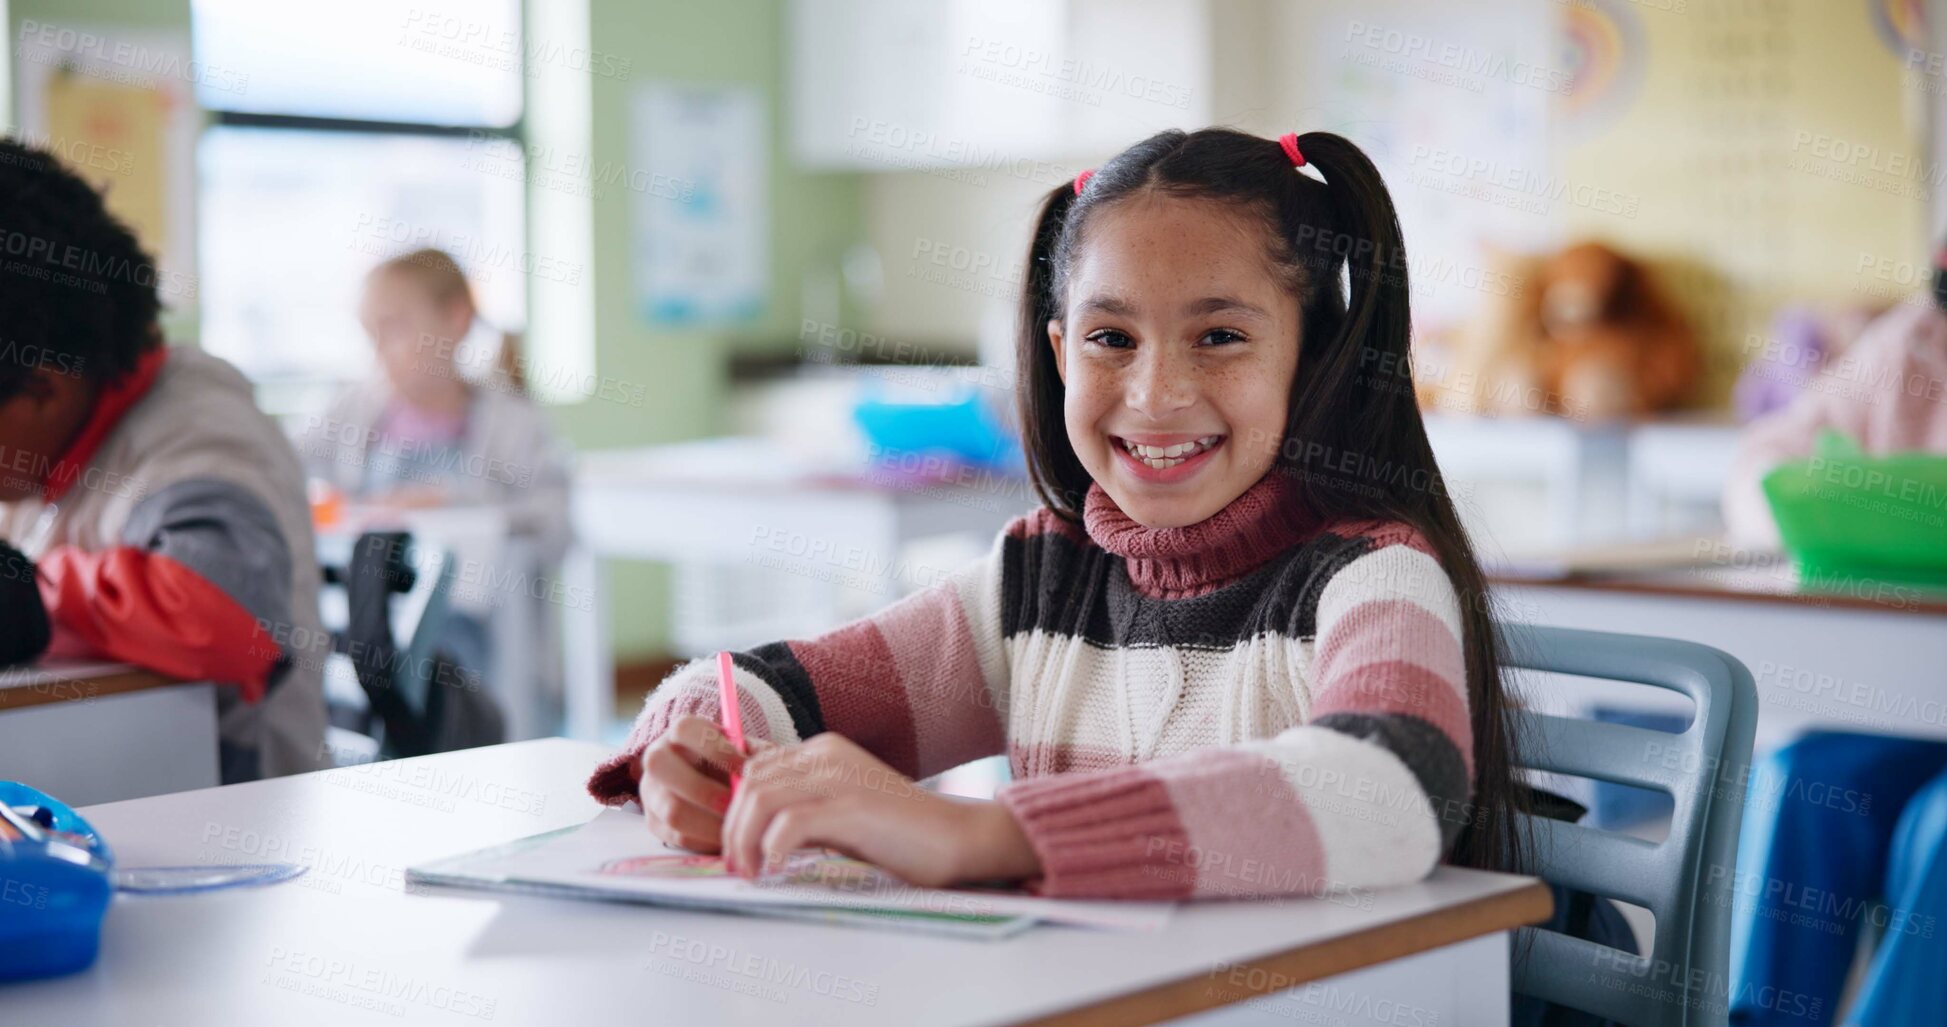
[597, 850, 887, 889]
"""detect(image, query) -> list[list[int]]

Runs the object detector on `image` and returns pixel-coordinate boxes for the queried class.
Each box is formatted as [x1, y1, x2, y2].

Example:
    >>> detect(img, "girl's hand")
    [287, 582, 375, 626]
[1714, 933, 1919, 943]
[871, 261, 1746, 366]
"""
[720, 732, 1041, 888]
[636, 714, 747, 852]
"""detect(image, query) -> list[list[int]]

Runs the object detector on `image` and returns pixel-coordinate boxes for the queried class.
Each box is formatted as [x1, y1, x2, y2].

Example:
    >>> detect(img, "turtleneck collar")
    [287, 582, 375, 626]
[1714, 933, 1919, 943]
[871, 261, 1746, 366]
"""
[1082, 469, 1317, 599]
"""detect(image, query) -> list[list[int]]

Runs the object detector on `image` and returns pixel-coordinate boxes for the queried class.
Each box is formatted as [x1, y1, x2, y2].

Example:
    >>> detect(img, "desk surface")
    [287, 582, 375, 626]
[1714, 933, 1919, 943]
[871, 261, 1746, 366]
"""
[1491, 538, 1947, 618]
[1494, 565, 1947, 617]
[12, 739, 1550, 1026]
[0, 659, 177, 712]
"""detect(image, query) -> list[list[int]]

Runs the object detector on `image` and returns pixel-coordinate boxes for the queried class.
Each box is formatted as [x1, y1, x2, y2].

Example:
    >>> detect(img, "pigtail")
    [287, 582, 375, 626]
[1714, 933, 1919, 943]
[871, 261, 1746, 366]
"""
[1293, 132, 1413, 430]
[1015, 183, 1090, 518]
[1297, 132, 1533, 877]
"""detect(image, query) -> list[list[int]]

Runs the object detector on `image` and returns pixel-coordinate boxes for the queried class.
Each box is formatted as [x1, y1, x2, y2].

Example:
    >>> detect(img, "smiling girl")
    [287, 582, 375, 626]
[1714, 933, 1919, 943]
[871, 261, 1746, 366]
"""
[588, 128, 1527, 896]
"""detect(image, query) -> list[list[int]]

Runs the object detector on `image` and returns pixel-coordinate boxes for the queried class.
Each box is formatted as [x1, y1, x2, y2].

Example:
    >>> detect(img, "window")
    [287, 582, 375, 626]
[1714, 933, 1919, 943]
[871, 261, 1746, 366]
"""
[191, 0, 529, 414]
[191, 0, 523, 127]
[195, 128, 527, 406]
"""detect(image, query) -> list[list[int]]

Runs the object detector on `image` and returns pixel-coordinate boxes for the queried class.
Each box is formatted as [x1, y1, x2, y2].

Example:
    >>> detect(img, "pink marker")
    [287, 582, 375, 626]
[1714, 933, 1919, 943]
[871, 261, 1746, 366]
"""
[715, 650, 745, 792]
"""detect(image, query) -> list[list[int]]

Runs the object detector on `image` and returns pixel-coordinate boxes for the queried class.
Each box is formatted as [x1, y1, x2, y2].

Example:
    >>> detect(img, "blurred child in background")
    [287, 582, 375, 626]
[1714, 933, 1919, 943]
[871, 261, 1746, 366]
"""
[0, 139, 325, 781]
[1722, 254, 1947, 549]
[295, 249, 571, 680]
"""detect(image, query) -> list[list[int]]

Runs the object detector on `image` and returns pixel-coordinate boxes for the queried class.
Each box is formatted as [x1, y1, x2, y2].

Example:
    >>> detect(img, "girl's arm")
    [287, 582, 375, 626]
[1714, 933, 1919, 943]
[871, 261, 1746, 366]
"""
[586, 526, 1013, 804]
[994, 530, 1471, 899]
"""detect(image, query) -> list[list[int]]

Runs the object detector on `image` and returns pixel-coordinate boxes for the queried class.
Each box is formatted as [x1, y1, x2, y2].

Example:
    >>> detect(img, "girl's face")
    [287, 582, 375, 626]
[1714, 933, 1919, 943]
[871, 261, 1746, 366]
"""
[1049, 194, 1302, 529]
[358, 270, 471, 395]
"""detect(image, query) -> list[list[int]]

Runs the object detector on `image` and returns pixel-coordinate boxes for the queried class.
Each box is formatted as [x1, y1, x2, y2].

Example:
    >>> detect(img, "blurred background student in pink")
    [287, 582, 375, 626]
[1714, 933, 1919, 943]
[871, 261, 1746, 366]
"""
[295, 248, 571, 680]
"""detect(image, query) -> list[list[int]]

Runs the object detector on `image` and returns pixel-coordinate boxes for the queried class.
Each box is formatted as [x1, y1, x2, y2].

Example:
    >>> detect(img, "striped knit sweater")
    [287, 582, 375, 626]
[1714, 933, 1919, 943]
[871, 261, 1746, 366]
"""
[587, 469, 1473, 899]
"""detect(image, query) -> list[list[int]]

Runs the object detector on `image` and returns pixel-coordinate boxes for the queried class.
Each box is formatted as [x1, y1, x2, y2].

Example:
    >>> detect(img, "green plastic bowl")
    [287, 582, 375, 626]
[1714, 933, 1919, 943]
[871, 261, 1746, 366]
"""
[1761, 431, 1947, 587]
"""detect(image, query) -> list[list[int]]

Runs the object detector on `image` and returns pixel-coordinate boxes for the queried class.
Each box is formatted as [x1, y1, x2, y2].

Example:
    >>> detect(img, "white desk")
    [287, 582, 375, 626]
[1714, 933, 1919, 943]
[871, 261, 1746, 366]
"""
[9, 739, 1551, 1026]
[564, 439, 1033, 740]
[1424, 414, 1632, 550]
[1624, 419, 1741, 537]
[0, 660, 217, 805]
[1423, 415, 1744, 558]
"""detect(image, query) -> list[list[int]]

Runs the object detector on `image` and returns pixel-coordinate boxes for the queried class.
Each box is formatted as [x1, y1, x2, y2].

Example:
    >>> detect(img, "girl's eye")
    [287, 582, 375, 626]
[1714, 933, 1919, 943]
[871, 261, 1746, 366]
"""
[1085, 329, 1133, 349]
[1202, 328, 1246, 346]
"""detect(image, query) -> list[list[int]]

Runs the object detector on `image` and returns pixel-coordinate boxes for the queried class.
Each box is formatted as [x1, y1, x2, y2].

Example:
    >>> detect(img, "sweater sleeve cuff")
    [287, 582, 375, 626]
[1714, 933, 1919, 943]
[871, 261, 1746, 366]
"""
[583, 664, 794, 806]
[586, 750, 641, 807]
[995, 766, 1194, 899]
[584, 691, 693, 806]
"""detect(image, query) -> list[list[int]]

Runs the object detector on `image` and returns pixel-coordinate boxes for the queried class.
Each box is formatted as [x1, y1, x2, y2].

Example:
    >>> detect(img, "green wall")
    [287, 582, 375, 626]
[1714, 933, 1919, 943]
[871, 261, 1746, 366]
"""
[10, 0, 185, 27]
[9, 0, 866, 662]
[556, 0, 863, 660]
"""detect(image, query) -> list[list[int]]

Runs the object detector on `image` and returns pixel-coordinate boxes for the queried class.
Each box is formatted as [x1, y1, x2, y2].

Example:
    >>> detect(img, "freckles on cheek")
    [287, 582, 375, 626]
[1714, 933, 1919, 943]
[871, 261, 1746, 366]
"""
[1062, 367, 1099, 422]
[1224, 361, 1296, 444]
[1060, 391, 1090, 450]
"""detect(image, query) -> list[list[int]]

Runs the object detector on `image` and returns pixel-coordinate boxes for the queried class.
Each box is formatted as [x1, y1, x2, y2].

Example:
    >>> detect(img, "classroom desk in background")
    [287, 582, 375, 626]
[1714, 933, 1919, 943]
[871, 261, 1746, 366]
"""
[6, 739, 1553, 1026]
[564, 438, 1032, 741]
[0, 659, 217, 805]
[1493, 554, 1947, 752]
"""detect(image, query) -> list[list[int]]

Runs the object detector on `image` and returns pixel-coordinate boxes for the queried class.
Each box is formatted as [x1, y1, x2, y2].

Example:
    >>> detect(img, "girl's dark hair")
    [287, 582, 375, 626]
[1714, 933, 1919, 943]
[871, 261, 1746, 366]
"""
[1014, 128, 1530, 874]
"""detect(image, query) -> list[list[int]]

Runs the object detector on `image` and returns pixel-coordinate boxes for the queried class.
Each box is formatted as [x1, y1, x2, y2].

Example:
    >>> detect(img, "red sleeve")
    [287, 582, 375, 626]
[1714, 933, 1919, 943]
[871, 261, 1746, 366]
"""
[35, 544, 284, 702]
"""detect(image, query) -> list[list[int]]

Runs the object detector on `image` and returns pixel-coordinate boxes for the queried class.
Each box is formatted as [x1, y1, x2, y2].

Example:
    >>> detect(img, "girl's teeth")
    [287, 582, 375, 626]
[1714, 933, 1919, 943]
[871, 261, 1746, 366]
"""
[1120, 435, 1220, 469]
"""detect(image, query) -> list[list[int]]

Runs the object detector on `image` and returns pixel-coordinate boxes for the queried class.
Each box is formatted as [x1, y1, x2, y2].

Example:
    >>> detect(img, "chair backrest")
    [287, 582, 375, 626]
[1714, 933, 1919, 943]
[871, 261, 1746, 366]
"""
[334, 531, 457, 755]
[1501, 624, 1757, 1027]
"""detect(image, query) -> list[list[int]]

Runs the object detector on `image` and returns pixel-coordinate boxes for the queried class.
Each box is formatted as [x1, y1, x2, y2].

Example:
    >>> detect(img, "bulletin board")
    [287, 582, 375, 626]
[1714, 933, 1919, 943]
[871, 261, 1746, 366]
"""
[11, 25, 199, 309]
[44, 74, 169, 249]
[631, 83, 769, 327]
[1303, 0, 1559, 327]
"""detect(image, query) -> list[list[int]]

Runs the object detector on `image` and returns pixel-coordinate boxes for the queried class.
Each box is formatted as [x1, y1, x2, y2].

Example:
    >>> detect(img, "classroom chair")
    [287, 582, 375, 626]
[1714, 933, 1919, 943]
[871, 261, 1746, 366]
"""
[322, 531, 503, 759]
[1502, 625, 1758, 1027]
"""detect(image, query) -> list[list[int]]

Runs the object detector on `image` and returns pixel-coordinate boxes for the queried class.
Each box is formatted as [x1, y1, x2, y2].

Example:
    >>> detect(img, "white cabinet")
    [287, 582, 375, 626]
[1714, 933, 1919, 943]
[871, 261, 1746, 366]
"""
[788, 0, 1211, 168]
[1423, 415, 1744, 559]
[1424, 415, 1632, 556]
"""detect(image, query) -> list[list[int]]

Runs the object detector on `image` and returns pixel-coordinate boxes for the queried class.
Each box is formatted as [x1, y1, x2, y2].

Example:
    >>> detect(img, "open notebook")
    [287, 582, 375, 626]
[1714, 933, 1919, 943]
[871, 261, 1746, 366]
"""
[407, 808, 1174, 940]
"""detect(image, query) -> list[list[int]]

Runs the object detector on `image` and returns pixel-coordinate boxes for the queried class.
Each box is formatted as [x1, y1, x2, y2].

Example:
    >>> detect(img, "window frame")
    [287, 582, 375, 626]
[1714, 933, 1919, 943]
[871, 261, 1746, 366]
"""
[191, 3, 535, 414]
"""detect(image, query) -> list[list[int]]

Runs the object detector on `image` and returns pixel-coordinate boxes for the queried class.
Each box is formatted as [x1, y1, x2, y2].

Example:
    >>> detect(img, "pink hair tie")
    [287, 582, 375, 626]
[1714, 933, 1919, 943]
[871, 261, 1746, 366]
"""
[1073, 169, 1094, 196]
[1278, 133, 1306, 168]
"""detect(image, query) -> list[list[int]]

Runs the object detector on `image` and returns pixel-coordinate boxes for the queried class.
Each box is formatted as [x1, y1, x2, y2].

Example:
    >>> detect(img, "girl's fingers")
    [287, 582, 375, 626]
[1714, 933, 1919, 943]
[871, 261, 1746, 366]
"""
[637, 739, 731, 850]
[642, 744, 732, 816]
[758, 802, 848, 874]
[720, 781, 760, 874]
[723, 776, 821, 878]
[667, 715, 749, 781]
[643, 786, 723, 852]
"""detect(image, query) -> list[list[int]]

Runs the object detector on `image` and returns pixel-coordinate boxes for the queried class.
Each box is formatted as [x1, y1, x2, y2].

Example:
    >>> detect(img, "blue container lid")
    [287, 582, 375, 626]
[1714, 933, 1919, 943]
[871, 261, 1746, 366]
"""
[0, 782, 114, 984]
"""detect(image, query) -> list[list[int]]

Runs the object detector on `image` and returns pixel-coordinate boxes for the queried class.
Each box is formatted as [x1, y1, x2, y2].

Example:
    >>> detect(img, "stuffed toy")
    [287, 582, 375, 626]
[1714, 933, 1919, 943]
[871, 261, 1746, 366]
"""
[1417, 243, 1705, 420]
[1533, 242, 1699, 420]
[1417, 242, 1699, 420]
